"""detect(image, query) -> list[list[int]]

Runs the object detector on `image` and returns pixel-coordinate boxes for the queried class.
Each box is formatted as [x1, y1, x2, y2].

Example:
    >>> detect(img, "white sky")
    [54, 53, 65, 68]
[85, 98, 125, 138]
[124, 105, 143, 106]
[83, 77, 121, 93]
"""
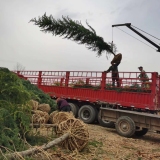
[1, 0, 160, 73]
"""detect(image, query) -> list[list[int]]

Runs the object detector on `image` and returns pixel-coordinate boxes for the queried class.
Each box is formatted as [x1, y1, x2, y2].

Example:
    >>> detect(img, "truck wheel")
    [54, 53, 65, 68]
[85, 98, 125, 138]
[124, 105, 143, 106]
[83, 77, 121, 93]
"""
[78, 105, 96, 124]
[98, 111, 115, 128]
[115, 116, 135, 138]
[135, 128, 148, 136]
[68, 103, 79, 118]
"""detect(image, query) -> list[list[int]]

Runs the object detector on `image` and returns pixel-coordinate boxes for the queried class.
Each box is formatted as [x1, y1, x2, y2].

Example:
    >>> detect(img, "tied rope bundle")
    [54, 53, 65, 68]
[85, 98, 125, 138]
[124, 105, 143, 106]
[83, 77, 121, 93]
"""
[29, 100, 39, 110]
[32, 110, 49, 124]
[49, 110, 59, 123]
[56, 118, 89, 151]
[50, 111, 74, 124]
[111, 53, 122, 63]
[38, 103, 51, 113]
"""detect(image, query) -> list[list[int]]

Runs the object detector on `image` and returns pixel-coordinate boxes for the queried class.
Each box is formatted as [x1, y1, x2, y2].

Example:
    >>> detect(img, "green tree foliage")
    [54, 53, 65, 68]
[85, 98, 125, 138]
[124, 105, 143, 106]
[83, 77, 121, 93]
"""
[21, 79, 56, 112]
[0, 68, 56, 151]
[30, 13, 115, 57]
[0, 68, 32, 151]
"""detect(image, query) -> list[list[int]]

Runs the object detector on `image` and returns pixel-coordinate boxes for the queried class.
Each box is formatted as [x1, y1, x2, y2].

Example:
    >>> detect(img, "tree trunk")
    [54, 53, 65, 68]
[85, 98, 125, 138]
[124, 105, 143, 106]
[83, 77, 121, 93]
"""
[30, 123, 57, 128]
[5, 132, 69, 160]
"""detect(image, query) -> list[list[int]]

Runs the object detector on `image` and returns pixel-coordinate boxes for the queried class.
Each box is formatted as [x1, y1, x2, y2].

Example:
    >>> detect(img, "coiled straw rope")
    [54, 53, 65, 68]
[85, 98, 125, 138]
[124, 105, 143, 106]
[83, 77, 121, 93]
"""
[32, 110, 49, 124]
[49, 111, 74, 124]
[38, 103, 51, 113]
[56, 118, 89, 151]
[29, 100, 39, 110]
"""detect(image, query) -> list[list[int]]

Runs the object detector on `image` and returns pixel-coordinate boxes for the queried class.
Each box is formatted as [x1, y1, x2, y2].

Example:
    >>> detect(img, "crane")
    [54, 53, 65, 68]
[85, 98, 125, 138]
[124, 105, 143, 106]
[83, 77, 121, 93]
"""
[112, 23, 160, 52]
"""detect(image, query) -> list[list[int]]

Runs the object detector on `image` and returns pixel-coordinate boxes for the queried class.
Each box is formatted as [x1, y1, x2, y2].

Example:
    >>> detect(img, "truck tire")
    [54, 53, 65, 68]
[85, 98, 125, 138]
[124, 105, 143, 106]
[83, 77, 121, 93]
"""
[78, 105, 96, 124]
[134, 128, 148, 137]
[115, 116, 135, 138]
[69, 103, 79, 117]
[98, 111, 115, 128]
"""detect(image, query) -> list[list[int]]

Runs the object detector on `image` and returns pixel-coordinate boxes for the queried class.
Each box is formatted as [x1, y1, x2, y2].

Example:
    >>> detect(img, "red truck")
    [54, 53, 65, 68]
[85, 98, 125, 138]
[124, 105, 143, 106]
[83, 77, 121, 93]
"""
[15, 70, 160, 137]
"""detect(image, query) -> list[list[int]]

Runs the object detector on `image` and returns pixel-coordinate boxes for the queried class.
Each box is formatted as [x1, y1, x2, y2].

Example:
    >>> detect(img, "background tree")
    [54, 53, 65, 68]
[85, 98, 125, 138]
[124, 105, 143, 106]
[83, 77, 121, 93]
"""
[30, 13, 116, 57]
[14, 62, 25, 71]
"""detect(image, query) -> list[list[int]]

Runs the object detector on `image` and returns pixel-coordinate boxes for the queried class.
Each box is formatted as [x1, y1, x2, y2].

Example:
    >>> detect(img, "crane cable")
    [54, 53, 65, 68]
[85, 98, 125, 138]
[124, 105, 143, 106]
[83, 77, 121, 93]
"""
[131, 25, 160, 45]
[131, 25, 160, 41]
[114, 27, 157, 51]
[112, 27, 114, 52]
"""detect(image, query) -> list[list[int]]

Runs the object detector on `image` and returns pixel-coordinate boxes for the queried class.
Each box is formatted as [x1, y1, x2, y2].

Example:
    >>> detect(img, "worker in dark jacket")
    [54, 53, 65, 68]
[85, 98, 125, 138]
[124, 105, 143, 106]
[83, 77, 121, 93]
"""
[56, 98, 71, 112]
[105, 61, 120, 87]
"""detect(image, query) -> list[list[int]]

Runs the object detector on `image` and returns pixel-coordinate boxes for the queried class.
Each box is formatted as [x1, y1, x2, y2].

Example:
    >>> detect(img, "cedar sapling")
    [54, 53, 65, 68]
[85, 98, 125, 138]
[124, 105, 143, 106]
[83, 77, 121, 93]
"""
[30, 13, 116, 57]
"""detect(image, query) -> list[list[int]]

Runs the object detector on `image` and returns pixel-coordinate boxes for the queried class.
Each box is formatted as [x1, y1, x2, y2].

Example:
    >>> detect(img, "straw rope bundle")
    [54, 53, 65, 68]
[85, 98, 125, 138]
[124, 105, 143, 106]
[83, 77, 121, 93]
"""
[38, 103, 51, 113]
[111, 53, 122, 63]
[32, 110, 49, 124]
[49, 111, 59, 123]
[51, 111, 74, 124]
[56, 118, 89, 151]
[29, 100, 39, 110]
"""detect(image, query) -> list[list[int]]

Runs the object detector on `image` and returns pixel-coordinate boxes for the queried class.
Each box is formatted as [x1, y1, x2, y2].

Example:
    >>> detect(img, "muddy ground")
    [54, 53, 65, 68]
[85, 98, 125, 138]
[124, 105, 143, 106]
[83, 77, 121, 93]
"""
[34, 124, 160, 160]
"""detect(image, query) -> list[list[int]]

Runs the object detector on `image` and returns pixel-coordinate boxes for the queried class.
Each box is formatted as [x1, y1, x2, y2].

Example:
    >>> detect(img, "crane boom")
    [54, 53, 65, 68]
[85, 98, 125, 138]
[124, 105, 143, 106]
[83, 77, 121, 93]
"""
[112, 23, 160, 52]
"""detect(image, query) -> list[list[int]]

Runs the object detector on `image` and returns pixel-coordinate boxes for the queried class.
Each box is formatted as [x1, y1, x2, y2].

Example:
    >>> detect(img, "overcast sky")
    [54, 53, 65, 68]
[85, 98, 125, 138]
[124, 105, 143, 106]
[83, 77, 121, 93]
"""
[1, 0, 160, 73]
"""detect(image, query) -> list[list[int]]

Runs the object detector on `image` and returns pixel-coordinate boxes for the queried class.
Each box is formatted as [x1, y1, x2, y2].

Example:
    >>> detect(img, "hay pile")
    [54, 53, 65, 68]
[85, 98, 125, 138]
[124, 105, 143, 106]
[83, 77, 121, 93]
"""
[56, 118, 89, 151]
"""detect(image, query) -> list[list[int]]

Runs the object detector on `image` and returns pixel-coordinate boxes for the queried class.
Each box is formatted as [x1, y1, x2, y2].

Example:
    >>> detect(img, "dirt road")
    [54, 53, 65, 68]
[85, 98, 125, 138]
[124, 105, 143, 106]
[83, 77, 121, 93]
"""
[83, 124, 160, 160]
[33, 123, 160, 160]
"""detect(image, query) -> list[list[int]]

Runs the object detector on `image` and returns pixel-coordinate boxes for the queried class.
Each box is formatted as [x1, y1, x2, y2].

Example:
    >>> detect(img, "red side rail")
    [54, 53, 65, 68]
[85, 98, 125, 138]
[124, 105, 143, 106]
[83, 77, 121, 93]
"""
[14, 70, 160, 111]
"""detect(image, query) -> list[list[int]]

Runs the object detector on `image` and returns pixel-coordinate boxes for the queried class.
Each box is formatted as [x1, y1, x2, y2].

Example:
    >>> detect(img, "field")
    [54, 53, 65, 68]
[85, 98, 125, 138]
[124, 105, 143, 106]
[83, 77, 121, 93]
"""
[33, 124, 160, 160]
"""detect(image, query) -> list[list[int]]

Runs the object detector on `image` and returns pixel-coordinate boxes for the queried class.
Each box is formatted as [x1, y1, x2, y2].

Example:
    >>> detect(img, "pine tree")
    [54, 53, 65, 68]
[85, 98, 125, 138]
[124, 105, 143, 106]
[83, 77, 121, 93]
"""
[30, 13, 115, 57]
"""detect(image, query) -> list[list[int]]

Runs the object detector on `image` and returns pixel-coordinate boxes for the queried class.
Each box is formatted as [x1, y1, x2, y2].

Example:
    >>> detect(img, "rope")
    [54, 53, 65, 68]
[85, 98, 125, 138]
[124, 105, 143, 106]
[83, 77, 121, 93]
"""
[56, 118, 89, 151]
[112, 27, 114, 53]
[51, 111, 74, 124]
[31, 110, 49, 125]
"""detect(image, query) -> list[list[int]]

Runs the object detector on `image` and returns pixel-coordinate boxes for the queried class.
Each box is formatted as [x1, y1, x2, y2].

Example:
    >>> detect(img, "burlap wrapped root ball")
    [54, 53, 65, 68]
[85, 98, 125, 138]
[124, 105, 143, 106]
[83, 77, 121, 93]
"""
[56, 118, 89, 151]
[49, 111, 74, 124]
[38, 103, 51, 113]
[49, 110, 59, 123]
[29, 100, 39, 110]
[32, 110, 49, 124]
[111, 53, 122, 63]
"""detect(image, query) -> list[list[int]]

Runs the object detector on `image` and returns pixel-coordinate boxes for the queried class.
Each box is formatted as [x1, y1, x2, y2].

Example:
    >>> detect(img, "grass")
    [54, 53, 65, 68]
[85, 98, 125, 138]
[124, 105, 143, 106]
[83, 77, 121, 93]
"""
[88, 140, 103, 147]
[123, 146, 138, 150]
[152, 148, 160, 152]
[26, 134, 49, 146]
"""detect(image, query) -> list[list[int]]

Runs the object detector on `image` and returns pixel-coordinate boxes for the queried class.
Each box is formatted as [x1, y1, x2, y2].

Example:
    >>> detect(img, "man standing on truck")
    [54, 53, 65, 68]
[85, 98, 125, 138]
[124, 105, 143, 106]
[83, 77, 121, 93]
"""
[137, 66, 149, 88]
[56, 98, 71, 112]
[105, 61, 121, 87]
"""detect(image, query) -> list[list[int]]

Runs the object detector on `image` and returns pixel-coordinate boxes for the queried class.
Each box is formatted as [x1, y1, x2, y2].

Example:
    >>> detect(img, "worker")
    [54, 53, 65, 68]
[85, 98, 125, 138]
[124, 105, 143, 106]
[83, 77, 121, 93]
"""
[56, 98, 71, 112]
[105, 61, 121, 87]
[137, 66, 149, 88]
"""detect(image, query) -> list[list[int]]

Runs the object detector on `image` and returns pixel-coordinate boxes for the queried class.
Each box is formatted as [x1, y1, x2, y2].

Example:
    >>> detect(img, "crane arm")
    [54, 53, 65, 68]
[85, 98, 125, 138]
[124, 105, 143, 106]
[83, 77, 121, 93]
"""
[112, 23, 160, 52]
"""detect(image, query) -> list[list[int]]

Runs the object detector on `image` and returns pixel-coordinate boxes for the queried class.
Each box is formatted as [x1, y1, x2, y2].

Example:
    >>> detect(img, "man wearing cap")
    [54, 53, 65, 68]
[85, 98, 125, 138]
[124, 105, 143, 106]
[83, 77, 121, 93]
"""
[138, 66, 149, 88]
